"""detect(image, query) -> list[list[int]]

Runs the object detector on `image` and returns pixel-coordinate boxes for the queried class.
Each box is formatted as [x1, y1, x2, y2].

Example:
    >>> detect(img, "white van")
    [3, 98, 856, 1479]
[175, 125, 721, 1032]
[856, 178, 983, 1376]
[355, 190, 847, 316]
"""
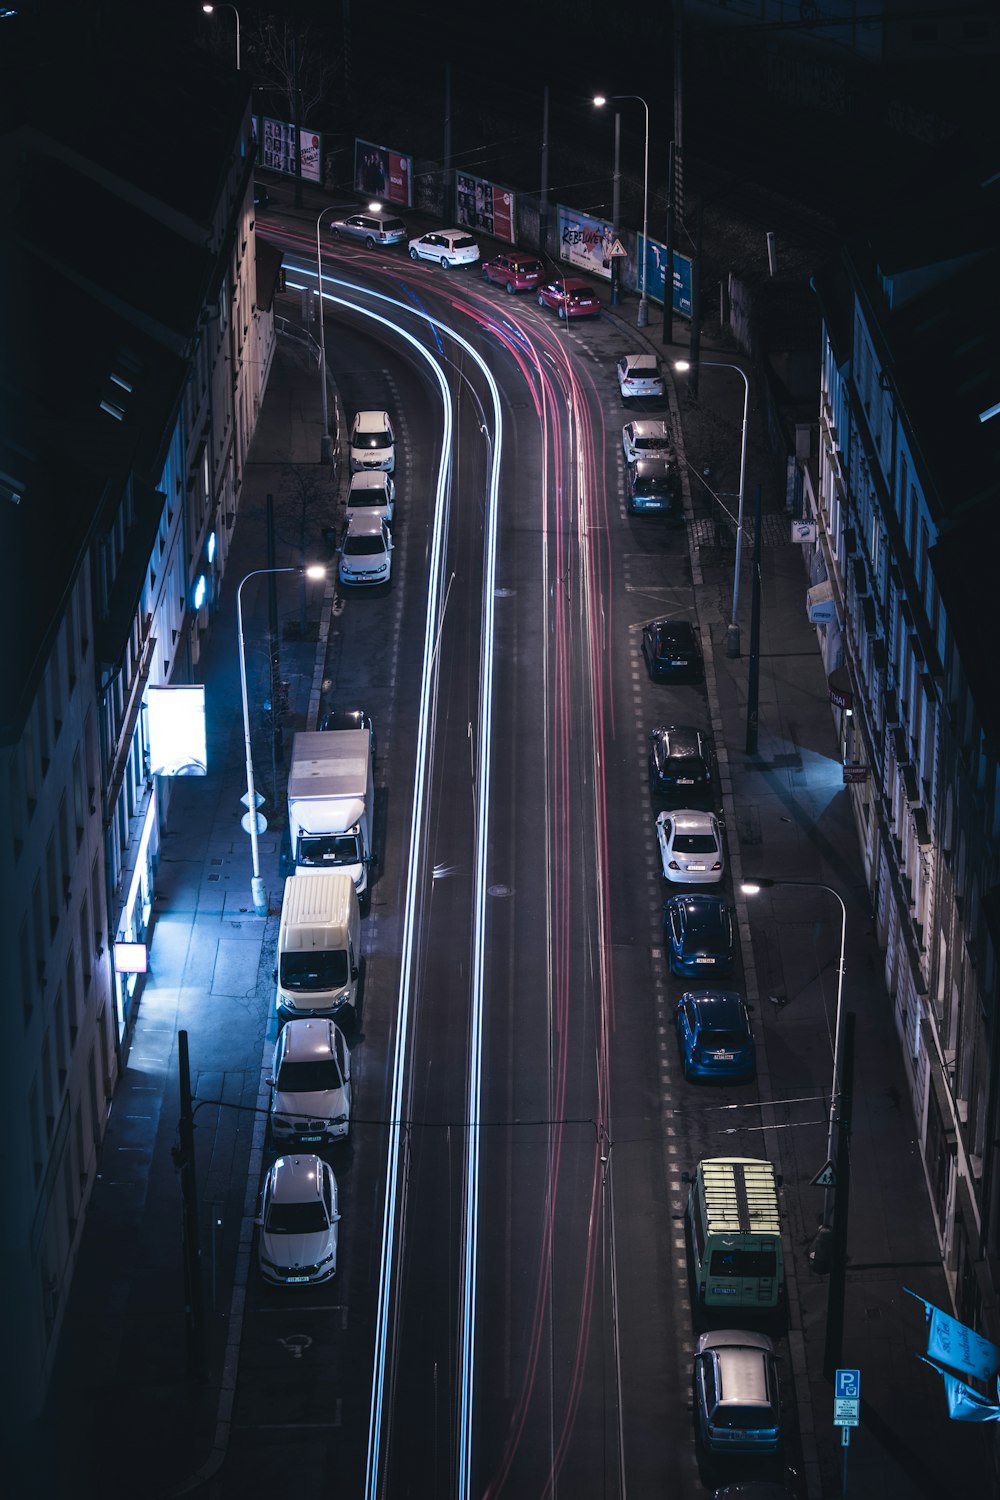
[275, 871, 361, 1023]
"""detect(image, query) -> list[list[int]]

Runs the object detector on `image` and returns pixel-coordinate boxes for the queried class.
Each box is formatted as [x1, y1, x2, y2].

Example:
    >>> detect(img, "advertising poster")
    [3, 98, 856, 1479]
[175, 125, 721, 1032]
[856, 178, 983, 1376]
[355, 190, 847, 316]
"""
[642, 238, 693, 318]
[261, 118, 296, 175]
[299, 130, 321, 184]
[456, 172, 515, 243]
[147, 686, 207, 777]
[557, 207, 615, 282]
[354, 139, 412, 207]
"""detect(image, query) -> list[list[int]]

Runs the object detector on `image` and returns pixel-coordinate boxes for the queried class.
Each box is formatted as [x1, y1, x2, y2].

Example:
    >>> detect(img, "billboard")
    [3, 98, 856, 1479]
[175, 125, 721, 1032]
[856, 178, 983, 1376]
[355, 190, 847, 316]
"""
[641, 237, 693, 319]
[299, 130, 321, 184]
[147, 685, 207, 777]
[260, 118, 296, 175]
[558, 206, 615, 282]
[354, 140, 412, 208]
[456, 173, 515, 243]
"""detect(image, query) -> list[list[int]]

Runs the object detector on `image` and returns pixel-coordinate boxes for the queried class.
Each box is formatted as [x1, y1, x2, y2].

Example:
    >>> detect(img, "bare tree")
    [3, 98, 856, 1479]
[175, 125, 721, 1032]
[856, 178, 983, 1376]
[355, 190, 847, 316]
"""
[244, 11, 338, 122]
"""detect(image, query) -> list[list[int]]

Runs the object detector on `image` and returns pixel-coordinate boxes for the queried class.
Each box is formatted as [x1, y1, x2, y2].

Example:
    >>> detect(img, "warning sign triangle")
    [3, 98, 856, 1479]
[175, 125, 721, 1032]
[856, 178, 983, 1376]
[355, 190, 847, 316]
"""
[608, 238, 628, 258]
[811, 1159, 836, 1188]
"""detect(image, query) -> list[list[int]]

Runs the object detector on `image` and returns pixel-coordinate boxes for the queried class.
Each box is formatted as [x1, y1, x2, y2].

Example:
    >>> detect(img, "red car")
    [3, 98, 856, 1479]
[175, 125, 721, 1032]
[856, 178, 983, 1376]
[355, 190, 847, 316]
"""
[481, 251, 544, 293]
[536, 276, 601, 319]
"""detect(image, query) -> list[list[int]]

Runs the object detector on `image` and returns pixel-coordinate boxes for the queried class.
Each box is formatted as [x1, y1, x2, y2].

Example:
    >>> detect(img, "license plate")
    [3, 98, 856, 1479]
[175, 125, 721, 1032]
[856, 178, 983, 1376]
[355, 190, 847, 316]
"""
[711, 1051, 735, 1061]
[696, 957, 714, 964]
[285, 1275, 310, 1284]
[678, 778, 694, 784]
[688, 864, 705, 871]
[299, 1135, 322, 1143]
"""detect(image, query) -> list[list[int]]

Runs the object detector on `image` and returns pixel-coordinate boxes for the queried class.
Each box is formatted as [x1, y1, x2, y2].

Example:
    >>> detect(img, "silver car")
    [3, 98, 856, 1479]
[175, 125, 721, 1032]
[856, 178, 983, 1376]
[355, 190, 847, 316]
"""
[693, 1329, 782, 1454]
[257, 1155, 340, 1286]
[268, 1018, 352, 1145]
[330, 210, 407, 247]
[622, 418, 674, 465]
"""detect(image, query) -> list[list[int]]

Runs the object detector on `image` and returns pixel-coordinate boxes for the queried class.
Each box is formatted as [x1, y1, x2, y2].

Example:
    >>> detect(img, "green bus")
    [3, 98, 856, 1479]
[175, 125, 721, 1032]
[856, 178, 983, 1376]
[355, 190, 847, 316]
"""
[684, 1157, 785, 1310]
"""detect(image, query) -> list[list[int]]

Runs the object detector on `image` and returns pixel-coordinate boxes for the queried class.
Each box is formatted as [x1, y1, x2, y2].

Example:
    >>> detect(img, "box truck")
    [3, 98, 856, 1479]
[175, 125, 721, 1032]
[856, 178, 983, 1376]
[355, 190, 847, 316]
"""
[287, 730, 374, 906]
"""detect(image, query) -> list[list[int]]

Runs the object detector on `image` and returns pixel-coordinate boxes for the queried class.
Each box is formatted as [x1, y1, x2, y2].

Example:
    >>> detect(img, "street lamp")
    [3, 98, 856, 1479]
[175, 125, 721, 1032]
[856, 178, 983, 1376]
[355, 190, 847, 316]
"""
[315, 207, 338, 464]
[201, 3, 240, 71]
[593, 93, 650, 327]
[740, 877, 846, 1228]
[675, 358, 750, 657]
[236, 565, 326, 916]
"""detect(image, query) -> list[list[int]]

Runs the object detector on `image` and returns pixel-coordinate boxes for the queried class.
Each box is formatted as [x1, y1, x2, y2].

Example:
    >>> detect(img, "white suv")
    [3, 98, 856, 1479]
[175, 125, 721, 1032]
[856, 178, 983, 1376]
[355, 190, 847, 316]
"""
[267, 1018, 352, 1145]
[339, 512, 393, 588]
[408, 229, 480, 268]
[257, 1155, 340, 1286]
[349, 409, 395, 472]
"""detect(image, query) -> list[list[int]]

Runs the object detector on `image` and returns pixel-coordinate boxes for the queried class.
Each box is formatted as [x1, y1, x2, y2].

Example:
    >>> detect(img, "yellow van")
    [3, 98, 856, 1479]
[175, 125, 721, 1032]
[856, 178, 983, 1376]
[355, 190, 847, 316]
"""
[275, 871, 360, 1023]
[683, 1157, 785, 1310]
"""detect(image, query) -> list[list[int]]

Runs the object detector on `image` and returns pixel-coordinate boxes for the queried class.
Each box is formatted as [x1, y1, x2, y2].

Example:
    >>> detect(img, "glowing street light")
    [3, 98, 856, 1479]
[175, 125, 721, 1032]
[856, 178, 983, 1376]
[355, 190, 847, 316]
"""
[201, 3, 240, 71]
[594, 93, 650, 327]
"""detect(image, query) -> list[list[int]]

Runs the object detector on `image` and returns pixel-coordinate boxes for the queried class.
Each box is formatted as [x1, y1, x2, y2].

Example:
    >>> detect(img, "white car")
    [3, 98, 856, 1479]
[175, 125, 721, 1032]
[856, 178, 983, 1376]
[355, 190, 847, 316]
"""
[656, 809, 724, 884]
[622, 418, 674, 466]
[617, 354, 664, 401]
[346, 470, 395, 527]
[257, 1155, 340, 1286]
[349, 409, 395, 473]
[339, 512, 393, 588]
[408, 229, 480, 268]
[267, 1018, 352, 1145]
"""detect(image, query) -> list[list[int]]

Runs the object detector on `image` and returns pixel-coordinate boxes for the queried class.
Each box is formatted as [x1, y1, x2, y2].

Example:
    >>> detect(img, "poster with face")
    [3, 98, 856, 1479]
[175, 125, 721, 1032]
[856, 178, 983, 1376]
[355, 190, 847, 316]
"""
[355, 140, 412, 206]
[456, 172, 515, 242]
[557, 207, 614, 282]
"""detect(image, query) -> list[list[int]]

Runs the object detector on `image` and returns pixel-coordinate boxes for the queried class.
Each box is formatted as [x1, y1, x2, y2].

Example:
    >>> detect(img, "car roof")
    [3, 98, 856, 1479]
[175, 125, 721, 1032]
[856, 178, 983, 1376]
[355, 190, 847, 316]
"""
[349, 471, 390, 491]
[269, 1154, 326, 1203]
[652, 617, 695, 640]
[653, 725, 704, 755]
[685, 989, 745, 1025]
[628, 419, 670, 438]
[352, 409, 391, 432]
[698, 1329, 775, 1354]
[633, 457, 675, 477]
[560, 276, 593, 289]
[671, 809, 717, 832]
[279, 1018, 337, 1062]
[344, 511, 387, 537]
[622, 353, 659, 369]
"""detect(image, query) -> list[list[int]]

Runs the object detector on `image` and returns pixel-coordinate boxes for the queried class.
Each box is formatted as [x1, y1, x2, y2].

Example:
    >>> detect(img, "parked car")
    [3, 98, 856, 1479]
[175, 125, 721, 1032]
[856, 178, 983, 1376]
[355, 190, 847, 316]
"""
[641, 618, 703, 682]
[649, 725, 713, 802]
[349, 410, 395, 473]
[663, 894, 736, 978]
[656, 808, 724, 884]
[319, 705, 377, 769]
[627, 456, 680, 515]
[408, 229, 480, 267]
[346, 470, 395, 527]
[617, 353, 664, 400]
[712, 1484, 798, 1500]
[267, 1018, 352, 1145]
[622, 418, 674, 465]
[256, 1155, 341, 1286]
[693, 1330, 782, 1454]
[338, 512, 393, 588]
[253, 183, 271, 209]
[481, 251, 544, 293]
[330, 210, 407, 247]
[675, 989, 755, 1081]
[536, 276, 601, 319]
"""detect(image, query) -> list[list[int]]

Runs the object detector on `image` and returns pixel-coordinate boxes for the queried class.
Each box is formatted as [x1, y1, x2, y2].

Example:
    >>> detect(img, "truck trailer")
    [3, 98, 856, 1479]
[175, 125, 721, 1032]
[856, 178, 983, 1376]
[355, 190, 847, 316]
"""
[287, 730, 374, 906]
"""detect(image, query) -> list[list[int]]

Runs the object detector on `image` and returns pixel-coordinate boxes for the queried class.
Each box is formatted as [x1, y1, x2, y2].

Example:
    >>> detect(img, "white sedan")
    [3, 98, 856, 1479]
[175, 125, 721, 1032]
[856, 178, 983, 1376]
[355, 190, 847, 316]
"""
[656, 809, 724, 884]
[617, 354, 664, 401]
[408, 229, 480, 268]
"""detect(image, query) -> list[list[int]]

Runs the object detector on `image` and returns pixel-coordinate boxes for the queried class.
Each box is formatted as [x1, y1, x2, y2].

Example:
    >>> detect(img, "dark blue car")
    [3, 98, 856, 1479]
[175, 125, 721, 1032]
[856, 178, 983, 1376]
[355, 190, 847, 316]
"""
[675, 989, 755, 1082]
[663, 894, 736, 977]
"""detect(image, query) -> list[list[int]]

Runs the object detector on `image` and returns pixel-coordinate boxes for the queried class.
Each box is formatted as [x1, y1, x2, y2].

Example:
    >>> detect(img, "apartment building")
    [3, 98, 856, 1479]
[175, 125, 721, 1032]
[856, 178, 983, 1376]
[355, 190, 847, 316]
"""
[801, 162, 1000, 1355]
[0, 10, 277, 1420]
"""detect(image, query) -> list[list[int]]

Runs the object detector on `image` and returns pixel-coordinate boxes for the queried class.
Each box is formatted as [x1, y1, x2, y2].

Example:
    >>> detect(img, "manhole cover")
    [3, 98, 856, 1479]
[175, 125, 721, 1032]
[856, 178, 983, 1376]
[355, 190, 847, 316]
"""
[487, 883, 513, 898]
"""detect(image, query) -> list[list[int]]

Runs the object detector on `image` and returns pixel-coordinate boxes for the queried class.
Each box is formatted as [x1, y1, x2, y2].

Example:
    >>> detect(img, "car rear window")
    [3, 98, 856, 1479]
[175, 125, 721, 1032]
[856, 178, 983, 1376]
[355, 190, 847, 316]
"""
[383, 219, 406, 232]
[515, 260, 542, 274]
[452, 236, 477, 249]
[673, 833, 717, 854]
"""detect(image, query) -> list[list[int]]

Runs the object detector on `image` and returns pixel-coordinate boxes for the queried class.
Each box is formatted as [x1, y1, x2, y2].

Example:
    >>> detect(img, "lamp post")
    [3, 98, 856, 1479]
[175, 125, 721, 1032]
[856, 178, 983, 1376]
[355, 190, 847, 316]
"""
[740, 877, 846, 1227]
[315, 207, 338, 464]
[201, 3, 240, 70]
[675, 358, 750, 657]
[593, 94, 650, 327]
[237, 565, 326, 916]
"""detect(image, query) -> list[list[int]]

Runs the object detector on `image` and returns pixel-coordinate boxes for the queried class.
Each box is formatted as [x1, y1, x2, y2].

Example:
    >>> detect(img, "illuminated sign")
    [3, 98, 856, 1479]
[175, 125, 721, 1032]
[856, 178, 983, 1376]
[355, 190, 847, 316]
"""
[114, 942, 148, 974]
[147, 685, 207, 776]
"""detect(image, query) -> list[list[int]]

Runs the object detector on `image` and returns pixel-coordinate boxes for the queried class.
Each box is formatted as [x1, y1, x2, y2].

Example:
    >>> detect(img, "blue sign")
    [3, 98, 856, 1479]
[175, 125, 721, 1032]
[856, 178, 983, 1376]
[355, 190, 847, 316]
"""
[835, 1368, 861, 1400]
[640, 236, 692, 319]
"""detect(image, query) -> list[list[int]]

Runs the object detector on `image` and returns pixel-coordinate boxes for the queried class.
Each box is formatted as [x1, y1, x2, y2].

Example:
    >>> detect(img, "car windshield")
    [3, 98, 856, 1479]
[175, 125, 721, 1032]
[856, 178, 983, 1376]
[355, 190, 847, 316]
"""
[265, 1199, 328, 1235]
[298, 832, 362, 866]
[451, 236, 476, 249]
[701, 1029, 746, 1049]
[280, 950, 349, 991]
[354, 431, 390, 450]
[276, 1060, 342, 1092]
[347, 492, 386, 509]
[344, 534, 387, 556]
[673, 833, 717, 854]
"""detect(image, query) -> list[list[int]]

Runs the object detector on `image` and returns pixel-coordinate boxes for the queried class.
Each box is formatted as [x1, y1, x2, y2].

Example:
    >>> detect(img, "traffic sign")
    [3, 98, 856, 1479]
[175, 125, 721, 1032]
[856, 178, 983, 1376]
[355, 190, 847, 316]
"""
[241, 811, 268, 835]
[835, 1368, 861, 1400]
[607, 238, 628, 258]
[833, 1397, 859, 1426]
[811, 1159, 836, 1188]
[241, 790, 265, 809]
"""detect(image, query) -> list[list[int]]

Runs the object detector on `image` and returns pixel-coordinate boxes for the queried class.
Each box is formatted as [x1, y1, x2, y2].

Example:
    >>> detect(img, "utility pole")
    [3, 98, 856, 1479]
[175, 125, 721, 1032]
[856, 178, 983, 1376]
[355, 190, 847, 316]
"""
[662, 140, 675, 345]
[824, 1011, 855, 1379]
[443, 63, 452, 223]
[686, 199, 702, 399]
[745, 484, 763, 754]
[266, 495, 283, 783]
[539, 85, 550, 261]
[175, 1030, 206, 1380]
[291, 37, 303, 210]
[610, 111, 621, 307]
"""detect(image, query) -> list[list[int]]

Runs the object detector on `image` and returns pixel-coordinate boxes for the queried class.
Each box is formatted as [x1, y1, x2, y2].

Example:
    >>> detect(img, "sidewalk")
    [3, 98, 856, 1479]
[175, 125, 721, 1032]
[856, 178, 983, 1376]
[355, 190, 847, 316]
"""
[619, 303, 997, 1498]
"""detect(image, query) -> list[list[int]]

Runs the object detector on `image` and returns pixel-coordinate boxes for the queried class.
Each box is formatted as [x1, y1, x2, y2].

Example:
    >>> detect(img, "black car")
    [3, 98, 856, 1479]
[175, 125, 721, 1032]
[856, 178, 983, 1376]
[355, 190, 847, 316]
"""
[641, 618, 703, 682]
[626, 456, 680, 516]
[663, 894, 736, 978]
[253, 184, 271, 209]
[649, 725, 713, 801]
[318, 706, 377, 769]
